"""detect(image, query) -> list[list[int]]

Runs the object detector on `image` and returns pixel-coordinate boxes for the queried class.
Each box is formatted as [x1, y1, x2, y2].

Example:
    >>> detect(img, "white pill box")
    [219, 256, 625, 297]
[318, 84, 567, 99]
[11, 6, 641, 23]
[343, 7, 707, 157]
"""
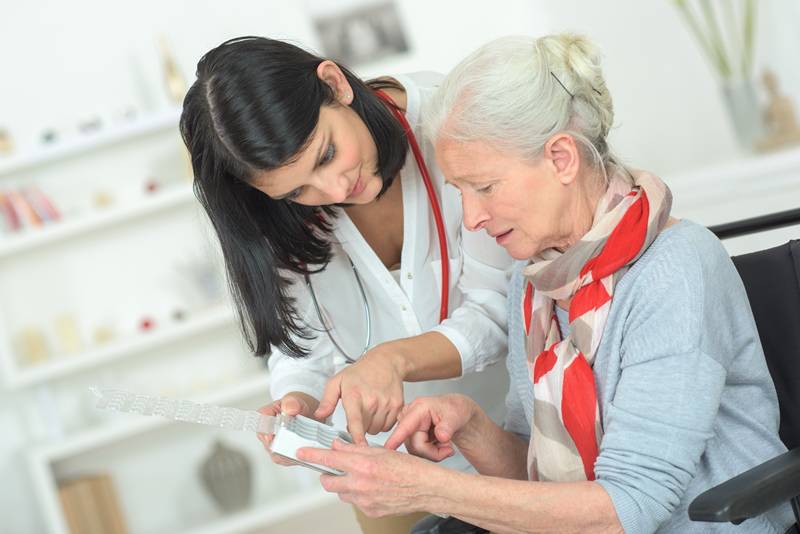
[271, 414, 379, 475]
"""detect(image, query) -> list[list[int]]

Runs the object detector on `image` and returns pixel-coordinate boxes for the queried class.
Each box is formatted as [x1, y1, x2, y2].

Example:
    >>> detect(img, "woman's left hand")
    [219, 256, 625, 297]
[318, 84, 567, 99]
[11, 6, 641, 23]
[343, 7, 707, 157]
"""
[296, 439, 442, 518]
[314, 344, 408, 444]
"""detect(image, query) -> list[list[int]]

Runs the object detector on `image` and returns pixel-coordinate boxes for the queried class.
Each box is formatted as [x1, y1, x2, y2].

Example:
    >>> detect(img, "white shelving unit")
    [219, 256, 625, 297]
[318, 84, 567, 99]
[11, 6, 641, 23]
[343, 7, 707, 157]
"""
[7, 305, 234, 389]
[664, 145, 800, 256]
[0, 107, 182, 178]
[0, 185, 195, 259]
[0, 106, 312, 534]
[666, 145, 800, 211]
[28, 373, 288, 534]
[31, 373, 271, 465]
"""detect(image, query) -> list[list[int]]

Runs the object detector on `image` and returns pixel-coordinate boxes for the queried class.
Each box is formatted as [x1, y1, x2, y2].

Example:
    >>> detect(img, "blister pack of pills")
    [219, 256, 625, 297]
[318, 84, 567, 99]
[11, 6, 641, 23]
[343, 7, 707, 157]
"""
[89, 387, 361, 475]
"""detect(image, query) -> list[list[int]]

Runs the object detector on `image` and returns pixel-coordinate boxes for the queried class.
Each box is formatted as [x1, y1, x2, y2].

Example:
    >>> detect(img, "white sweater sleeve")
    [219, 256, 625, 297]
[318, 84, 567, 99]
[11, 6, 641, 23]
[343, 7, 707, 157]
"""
[431, 226, 513, 375]
[267, 271, 337, 402]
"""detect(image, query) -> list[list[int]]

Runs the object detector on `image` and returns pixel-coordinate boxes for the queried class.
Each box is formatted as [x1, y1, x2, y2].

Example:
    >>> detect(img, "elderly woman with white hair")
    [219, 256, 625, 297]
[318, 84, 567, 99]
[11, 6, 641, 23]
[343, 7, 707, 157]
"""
[296, 34, 794, 533]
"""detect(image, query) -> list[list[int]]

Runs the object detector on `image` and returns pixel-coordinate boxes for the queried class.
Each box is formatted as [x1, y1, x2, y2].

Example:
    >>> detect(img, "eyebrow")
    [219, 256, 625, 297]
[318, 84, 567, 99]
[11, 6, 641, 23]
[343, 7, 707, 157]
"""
[448, 172, 491, 184]
[271, 131, 327, 200]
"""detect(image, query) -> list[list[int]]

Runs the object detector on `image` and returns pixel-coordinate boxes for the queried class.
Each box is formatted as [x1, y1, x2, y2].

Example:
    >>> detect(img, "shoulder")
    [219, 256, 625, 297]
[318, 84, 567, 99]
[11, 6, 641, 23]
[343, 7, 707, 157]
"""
[626, 219, 731, 293]
[393, 71, 445, 93]
[614, 220, 749, 359]
[390, 72, 444, 129]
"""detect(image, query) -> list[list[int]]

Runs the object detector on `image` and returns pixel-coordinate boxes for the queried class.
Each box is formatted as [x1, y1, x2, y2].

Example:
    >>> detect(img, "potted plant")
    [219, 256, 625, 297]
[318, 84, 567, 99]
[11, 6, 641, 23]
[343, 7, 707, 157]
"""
[673, 0, 762, 149]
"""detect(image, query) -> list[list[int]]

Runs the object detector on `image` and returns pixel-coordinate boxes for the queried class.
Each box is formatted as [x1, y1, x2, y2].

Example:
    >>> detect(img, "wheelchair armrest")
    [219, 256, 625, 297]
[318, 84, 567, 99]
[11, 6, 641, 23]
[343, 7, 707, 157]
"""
[411, 515, 489, 534]
[689, 447, 800, 524]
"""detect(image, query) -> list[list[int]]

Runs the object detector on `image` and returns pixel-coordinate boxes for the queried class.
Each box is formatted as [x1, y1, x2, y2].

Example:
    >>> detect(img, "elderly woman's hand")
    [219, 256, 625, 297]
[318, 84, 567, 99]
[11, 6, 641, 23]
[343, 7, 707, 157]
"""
[384, 394, 477, 462]
[296, 439, 447, 518]
[313, 343, 407, 444]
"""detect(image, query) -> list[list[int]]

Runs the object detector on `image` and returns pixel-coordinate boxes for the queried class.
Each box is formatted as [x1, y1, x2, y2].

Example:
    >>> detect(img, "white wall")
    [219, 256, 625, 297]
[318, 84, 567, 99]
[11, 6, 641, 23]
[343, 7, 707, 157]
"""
[1, 1, 798, 532]
[5, 0, 794, 177]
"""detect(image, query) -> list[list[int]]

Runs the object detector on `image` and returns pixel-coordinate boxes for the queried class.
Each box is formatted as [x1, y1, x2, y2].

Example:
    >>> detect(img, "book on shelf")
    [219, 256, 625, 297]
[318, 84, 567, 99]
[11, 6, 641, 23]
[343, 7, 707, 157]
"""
[23, 186, 62, 222]
[6, 189, 42, 227]
[0, 191, 21, 232]
[0, 186, 61, 234]
[57, 473, 128, 534]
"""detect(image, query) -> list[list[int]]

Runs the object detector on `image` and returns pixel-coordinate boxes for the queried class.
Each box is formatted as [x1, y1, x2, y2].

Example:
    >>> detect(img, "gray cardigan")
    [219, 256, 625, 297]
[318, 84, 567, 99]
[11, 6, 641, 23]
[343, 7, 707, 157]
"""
[503, 220, 794, 533]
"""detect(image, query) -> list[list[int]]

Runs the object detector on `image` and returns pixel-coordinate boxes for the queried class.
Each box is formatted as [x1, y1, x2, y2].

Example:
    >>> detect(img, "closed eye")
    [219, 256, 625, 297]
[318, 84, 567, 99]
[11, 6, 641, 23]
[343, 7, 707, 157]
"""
[285, 186, 305, 200]
[320, 143, 336, 165]
[476, 183, 495, 194]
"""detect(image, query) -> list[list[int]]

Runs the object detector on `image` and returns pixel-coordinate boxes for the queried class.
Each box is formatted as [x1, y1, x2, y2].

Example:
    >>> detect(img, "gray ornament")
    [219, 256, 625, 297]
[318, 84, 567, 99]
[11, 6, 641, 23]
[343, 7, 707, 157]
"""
[199, 440, 252, 513]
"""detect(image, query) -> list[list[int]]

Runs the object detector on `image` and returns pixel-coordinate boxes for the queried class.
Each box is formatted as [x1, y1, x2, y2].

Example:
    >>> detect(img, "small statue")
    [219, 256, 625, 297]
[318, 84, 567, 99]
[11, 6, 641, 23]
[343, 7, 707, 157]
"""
[199, 440, 252, 513]
[0, 129, 13, 155]
[755, 69, 800, 152]
[159, 35, 187, 105]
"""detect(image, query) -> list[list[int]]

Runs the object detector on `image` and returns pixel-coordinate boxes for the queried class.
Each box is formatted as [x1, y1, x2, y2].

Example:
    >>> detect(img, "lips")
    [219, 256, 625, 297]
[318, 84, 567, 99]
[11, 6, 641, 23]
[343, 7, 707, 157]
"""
[494, 229, 513, 244]
[490, 229, 512, 239]
[347, 176, 365, 199]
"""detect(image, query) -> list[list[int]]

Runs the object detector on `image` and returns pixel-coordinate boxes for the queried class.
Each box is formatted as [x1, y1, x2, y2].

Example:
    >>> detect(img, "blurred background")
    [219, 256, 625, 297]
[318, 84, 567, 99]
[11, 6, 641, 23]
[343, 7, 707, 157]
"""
[1, 1, 798, 532]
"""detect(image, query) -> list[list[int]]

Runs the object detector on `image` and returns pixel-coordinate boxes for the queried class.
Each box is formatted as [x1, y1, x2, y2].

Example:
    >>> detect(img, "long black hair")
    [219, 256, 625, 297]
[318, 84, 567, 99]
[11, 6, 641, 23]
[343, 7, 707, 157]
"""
[179, 36, 408, 357]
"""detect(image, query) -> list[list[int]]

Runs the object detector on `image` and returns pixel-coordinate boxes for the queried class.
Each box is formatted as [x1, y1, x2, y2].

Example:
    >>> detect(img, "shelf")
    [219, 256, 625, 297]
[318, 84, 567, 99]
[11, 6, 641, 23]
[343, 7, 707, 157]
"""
[31, 371, 270, 462]
[665, 145, 800, 201]
[8, 306, 235, 389]
[182, 490, 337, 534]
[0, 107, 183, 178]
[0, 185, 196, 258]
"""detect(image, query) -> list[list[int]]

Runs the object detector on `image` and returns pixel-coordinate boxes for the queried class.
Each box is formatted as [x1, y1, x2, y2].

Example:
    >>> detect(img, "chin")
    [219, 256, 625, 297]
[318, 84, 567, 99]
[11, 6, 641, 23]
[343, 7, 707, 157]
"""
[505, 242, 541, 261]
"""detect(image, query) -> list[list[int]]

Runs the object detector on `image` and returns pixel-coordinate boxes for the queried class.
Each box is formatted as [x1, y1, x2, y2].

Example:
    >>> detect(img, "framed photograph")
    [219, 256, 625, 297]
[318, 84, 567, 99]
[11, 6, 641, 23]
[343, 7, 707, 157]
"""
[312, 1, 410, 67]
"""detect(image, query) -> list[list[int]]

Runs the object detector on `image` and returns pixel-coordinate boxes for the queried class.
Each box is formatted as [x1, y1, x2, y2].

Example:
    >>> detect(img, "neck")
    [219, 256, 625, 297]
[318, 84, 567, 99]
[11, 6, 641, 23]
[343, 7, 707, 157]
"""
[557, 171, 606, 251]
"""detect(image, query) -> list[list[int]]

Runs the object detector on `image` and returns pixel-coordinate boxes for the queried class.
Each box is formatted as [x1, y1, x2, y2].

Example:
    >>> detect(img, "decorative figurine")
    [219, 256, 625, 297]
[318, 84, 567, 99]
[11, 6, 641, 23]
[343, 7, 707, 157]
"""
[15, 326, 51, 366]
[138, 317, 156, 332]
[174, 255, 226, 309]
[92, 325, 116, 346]
[93, 191, 114, 209]
[54, 314, 83, 355]
[41, 129, 58, 144]
[755, 69, 800, 152]
[199, 440, 252, 513]
[159, 35, 187, 105]
[144, 178, 159, 194]
[115, 106, 138, 123]
[78, 117, 103, 134]
[0, 129, 13, 155]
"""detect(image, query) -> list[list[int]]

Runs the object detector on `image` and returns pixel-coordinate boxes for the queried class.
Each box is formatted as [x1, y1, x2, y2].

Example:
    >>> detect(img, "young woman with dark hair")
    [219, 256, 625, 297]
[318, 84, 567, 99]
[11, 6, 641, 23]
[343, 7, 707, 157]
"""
[180, 35, 511, 533]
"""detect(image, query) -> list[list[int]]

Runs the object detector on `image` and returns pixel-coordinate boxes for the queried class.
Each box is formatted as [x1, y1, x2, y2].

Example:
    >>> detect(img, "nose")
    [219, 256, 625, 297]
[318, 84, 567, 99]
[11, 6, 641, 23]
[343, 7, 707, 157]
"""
[461, 192, 490, 232]
[315, 171, 350, 203]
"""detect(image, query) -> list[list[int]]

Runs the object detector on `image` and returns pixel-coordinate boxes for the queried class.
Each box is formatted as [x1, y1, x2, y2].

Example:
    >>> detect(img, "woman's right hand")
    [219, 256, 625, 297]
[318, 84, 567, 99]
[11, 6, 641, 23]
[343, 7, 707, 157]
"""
[256, 392, 320, 466]
[383, 394, 477, 462]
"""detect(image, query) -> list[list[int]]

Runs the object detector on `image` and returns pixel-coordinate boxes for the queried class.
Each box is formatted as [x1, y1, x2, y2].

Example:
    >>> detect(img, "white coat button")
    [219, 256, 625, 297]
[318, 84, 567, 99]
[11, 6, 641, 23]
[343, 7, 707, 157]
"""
[406, 272, 413, 279]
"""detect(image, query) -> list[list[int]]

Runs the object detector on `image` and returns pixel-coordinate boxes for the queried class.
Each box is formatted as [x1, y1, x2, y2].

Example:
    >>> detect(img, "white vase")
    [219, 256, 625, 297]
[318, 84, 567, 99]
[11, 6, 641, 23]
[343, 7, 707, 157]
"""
[721, 78, 764, 150]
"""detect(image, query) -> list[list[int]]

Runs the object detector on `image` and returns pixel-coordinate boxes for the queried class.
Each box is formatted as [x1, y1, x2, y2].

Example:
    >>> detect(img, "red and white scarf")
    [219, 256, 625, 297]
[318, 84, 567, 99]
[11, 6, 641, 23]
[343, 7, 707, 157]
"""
[523, 169, 672, 482]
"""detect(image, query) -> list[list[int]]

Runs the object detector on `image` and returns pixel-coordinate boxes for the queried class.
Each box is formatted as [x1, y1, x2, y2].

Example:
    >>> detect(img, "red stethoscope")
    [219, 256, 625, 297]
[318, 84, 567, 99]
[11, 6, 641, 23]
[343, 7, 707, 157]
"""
[375, 89, 450, 322]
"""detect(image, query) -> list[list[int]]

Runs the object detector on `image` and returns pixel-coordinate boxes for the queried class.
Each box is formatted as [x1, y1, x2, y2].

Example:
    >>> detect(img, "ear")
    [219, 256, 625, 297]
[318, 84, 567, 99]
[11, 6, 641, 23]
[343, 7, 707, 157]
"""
[543, 133, 580, 186]
[316, 60, 353, 105]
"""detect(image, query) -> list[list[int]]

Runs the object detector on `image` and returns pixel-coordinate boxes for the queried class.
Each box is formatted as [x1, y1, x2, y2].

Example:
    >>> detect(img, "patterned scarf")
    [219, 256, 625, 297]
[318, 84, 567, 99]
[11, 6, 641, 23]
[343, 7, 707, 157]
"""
[523, 169, 672, 482]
